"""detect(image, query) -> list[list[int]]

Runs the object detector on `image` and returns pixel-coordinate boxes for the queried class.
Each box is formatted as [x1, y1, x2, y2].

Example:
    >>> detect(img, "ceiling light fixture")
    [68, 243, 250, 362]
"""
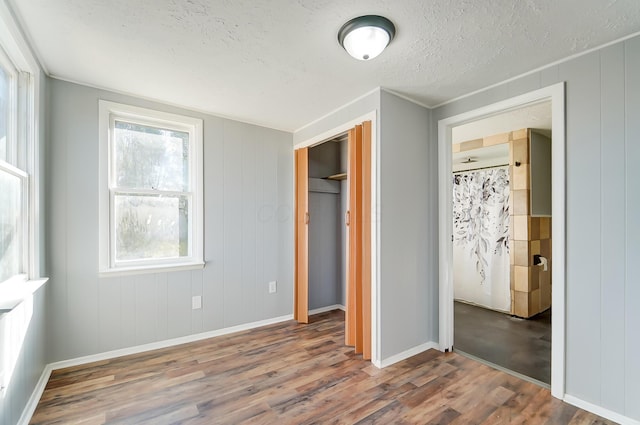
[337, 15, 395, 61]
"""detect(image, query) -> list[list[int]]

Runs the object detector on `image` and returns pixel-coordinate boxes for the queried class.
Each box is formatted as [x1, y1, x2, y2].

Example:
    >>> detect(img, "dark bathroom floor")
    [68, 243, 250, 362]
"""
[454, 301, 551, 385]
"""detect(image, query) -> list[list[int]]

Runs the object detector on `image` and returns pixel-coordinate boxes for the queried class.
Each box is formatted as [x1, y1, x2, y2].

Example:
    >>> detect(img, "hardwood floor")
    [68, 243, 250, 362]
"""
[454, 301, 552, 384]
[31, 310, 614, 424]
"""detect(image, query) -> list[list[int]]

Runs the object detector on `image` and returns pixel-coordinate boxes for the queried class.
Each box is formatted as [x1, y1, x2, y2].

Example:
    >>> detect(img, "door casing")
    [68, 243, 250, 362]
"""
[437, 83, 566, 398]
[294, 111, 379, 365]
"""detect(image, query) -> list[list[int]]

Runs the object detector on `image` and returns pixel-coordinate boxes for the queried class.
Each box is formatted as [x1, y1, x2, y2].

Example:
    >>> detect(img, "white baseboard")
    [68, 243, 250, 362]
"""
[373, 341, 439, 368]
[18, 313, 293, 424]
[564, 395, 639, 425]
[309, 304, 345, 315]
[49, 314, 293, 370]
[17, 364, 52, 425]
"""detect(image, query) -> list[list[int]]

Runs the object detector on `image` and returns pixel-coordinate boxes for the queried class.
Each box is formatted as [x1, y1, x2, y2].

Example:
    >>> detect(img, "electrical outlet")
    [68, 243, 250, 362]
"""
[192, 295, 202, 310]
[268, 281, 277, 294]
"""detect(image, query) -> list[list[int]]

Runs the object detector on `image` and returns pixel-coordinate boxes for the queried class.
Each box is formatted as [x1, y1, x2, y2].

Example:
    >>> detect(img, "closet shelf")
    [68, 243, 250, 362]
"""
[324, 173, 347, 181]
[309, 177, 340, 194]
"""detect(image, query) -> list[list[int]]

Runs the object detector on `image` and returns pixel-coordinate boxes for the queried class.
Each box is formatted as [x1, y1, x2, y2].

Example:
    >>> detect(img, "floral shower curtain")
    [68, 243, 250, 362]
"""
[453, 167, 510, 312]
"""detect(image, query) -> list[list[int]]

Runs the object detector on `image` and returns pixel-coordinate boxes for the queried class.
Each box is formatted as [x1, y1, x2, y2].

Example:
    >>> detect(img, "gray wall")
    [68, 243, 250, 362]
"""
[308, 141, 341, 178]
[293, 91, 380, 145]
[308, 143, 343, 310]
[0, 283, 47, 425]
[308, 191, 342, 310]
[293, 89, 435, 361]
[378, 91, 433, 359]
[530, 131, 552, 216]
[47, 78, 293, 362]
[432, 36, 640, 420]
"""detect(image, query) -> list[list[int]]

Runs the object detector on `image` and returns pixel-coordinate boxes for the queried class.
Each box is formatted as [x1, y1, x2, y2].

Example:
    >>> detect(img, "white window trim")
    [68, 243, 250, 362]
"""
[98, 101, 204, 276]
[0, 0, 41, 290]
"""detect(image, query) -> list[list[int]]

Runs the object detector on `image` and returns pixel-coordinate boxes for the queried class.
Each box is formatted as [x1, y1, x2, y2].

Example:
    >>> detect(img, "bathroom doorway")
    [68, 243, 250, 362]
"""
[438, 84, 566, 396]
[452, 108, 553, 385]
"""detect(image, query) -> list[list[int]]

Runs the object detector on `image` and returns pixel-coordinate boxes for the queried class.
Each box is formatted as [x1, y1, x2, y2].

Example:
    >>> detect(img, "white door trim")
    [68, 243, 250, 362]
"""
[294, 110, 380, 365]
[437, 83, 566, 399]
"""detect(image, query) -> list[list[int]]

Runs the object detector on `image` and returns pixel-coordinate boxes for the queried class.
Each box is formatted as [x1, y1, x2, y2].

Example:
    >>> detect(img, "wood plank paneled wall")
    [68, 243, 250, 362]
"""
[47, 79, 294, 363]
[434, 35, 640, 422]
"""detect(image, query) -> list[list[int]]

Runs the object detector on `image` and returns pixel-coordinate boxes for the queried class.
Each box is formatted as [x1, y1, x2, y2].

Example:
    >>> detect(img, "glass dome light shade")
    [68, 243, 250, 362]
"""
[342, 26, 390, 61]
[338, 15, 395, 61]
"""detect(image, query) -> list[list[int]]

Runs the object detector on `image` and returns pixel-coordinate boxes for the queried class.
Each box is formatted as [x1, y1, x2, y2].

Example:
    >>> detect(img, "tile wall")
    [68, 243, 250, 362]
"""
[455, 129, 552, 318]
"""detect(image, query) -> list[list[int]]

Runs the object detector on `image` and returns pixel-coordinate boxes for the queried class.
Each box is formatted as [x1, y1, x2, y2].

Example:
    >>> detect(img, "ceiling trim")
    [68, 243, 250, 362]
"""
[48, 74, 294, 133]
[380, 88, 431, 110]
[431, 29, 640, 109]
[293, 86, 381, 134]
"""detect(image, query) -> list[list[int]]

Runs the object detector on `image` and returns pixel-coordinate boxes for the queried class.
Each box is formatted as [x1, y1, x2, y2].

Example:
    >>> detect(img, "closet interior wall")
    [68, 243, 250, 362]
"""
[307, 140, 347, 311]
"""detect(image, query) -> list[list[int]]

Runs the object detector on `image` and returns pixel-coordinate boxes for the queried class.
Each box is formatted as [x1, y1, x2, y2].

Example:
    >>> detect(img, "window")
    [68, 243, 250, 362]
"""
[0, 59, 14, 162]
[99, 101, 203, 275]
[0, 47, 31, 287]
[0, 163, 27, 284]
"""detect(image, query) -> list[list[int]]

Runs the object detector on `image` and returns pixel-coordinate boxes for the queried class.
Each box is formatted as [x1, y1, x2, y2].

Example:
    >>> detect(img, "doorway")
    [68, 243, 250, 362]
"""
[451, 118, 553, 385]
[437, 83, 566, 398]
[294, 114, 377, 362]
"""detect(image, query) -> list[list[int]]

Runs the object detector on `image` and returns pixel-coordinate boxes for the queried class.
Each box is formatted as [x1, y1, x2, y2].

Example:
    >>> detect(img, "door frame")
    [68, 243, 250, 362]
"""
[294, 110, 379, 365]
[437, 83, 566, 398]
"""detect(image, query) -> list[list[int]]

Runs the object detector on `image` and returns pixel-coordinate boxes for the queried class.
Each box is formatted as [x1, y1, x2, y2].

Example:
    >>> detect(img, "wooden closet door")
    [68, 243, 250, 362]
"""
[345, 122, 372, 359]
[361, 120, 372, 360]
[294, 148, 309, 324]
[346, 126, 361, 347]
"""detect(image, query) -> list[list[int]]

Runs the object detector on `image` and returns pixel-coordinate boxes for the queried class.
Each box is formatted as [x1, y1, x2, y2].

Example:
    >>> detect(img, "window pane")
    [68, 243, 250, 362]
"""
[114, 194, 189, 262]
[114, 121, 189, 191]
[0, 65, 9, 163]
[0, 170, 22, 282]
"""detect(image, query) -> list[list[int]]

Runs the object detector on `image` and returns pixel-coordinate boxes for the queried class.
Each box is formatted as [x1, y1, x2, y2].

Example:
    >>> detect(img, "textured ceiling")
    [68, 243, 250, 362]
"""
[453, 144, 509, 172]
[452, 101, 552, 144]
[452, 101, 551, 169]
[10, 0, 640, 131]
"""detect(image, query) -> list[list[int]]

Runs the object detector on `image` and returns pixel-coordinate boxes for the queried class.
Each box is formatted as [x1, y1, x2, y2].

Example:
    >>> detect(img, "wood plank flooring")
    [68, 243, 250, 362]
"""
[31, 310, 614, 424]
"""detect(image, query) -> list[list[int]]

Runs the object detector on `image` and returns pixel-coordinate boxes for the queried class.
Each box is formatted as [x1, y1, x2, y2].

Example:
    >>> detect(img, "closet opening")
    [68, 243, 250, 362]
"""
[294, 120, 373, 361]
[307, 134, 348, 318]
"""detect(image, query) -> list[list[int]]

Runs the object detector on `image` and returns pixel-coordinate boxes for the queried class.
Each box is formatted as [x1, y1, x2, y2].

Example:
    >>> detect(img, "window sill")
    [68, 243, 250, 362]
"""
[99, 261, 205, 278]
[0, 278, 49, 317]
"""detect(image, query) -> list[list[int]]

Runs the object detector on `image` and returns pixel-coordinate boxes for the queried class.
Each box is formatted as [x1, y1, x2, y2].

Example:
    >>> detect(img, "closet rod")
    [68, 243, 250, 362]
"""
[452, 164, 509, 174]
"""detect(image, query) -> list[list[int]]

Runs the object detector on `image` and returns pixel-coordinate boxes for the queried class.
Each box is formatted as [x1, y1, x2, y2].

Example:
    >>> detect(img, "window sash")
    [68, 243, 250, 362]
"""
[0, 48, 18, 168]
[109, 116, 192, 192]
[0, 47, 31, 286]
[106, 113, 199, 270]
[109, 189, 194, 268]
[0, 161, 28, 285]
